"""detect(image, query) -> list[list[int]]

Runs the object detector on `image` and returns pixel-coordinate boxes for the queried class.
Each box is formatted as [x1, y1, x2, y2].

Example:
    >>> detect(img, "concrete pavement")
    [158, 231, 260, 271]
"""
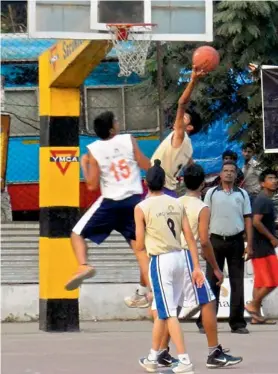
[2, 321, 278, 374]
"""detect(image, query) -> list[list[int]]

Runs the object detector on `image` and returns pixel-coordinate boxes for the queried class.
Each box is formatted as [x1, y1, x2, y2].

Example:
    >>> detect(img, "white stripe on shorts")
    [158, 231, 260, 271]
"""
[182, 250, 215, 306]
[72, 196, 103, 235]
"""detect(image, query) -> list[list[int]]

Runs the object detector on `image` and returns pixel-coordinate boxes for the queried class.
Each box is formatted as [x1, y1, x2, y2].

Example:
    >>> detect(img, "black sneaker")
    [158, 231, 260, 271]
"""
[231, 327, 249, 334]
[158, 348, 179, 367]
[206, 345, 243, 368]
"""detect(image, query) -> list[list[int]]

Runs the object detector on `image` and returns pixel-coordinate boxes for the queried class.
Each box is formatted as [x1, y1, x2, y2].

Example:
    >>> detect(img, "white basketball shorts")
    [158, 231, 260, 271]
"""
[149, 250, 185, 319]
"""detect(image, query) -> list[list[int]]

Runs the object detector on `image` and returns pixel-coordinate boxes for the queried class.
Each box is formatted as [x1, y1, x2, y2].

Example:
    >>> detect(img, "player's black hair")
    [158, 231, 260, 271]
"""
[221, 160, 237, 170]
[146, 159, 165, 191]
[242, 142, 255, 151]
[183, 164, 205, 191]
[259, 168, 278, 183]
[222, 149, 238, 162]
[94, 111, 115, 140]
[187, 108, 202, 135]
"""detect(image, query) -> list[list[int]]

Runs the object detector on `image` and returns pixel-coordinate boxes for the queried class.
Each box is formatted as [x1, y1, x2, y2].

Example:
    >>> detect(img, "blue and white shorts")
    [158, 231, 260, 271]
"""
[181, 249, 215, 307]
[73, 194, 142, 244]
[161, 188, 215, 308]
[149, 250, 186, 320]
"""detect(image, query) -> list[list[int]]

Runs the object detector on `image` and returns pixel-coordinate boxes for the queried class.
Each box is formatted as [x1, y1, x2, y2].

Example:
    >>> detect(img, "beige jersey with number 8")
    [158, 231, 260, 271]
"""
[138, 194, 184, 256]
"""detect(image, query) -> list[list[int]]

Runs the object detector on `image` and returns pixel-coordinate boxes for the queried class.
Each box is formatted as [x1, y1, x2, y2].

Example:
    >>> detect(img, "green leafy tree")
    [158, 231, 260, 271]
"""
[144, 1, 278, 167]
[1, 1, 27, 33]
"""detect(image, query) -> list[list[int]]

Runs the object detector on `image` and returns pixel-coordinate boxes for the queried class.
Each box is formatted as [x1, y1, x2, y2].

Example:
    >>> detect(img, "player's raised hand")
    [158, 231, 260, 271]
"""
[192, 267, 205, 288]
[191, 65, 207, 81]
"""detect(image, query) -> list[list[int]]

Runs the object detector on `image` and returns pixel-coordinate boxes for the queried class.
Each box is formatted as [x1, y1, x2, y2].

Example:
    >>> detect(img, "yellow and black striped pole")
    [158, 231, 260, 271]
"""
[39, 40, 111, 331]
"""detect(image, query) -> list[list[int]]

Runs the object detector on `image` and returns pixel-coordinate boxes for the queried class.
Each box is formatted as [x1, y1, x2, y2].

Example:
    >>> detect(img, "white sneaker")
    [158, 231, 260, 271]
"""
[178, 305, 200, 319]
[124, 290, 149, 308]
[172, 361, 194, 374]
[139, 357, 158, 372]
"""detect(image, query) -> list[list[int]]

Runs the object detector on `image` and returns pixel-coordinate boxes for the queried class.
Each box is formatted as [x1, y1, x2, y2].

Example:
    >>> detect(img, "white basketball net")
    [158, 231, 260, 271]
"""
[107, 24, 155, 77]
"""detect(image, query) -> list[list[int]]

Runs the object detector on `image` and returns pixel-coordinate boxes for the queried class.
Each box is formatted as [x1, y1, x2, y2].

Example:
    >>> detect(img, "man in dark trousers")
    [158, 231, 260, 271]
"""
[245, 169, 278, 324]
[197, 161, 253, 334]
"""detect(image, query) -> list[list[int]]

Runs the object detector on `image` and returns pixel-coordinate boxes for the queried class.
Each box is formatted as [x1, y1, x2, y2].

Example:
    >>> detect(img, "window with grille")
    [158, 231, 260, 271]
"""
[4, 89, 39, 136]
[86, 86, 158, 133]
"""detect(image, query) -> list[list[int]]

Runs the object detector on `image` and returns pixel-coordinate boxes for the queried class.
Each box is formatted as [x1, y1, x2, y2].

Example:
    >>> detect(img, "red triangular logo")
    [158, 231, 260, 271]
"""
[50, 150, 77, 175]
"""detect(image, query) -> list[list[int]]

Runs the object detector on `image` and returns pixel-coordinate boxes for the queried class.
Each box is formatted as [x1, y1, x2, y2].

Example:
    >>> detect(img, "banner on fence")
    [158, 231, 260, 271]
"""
[261, 65, 278, 154]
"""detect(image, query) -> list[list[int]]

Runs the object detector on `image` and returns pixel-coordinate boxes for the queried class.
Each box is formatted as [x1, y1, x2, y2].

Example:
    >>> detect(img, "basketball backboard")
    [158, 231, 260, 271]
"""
[28, 0, 213, 42]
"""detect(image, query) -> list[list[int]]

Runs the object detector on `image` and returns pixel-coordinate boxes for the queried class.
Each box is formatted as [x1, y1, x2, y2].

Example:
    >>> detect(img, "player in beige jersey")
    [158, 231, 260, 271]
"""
[125, 66, 206, 310]
[178, 164, 242, 368]
[135, 160, 204, 374]
[150, 66, 206, 193]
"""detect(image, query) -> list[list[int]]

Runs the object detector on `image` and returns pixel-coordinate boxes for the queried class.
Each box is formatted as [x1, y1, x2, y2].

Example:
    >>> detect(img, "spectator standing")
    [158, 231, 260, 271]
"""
[245, 169, 278, 324]
[201, 150, 244, 198]
[222, 150, 244, 186]
[241, 143, 261, 203]
[197, 161, 253, 334]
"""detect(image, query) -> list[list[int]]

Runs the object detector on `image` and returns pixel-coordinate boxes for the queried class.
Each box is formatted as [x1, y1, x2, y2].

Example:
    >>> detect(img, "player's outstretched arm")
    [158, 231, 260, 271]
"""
[131, 136, 151, 171]
[83, 152, 100, 191]
[133, 205, 151, 289]
[134, 205, 146, 251]
[182, 214, 200, 269]
[172, 66, 205, 148]
[181, 214, 204, 288]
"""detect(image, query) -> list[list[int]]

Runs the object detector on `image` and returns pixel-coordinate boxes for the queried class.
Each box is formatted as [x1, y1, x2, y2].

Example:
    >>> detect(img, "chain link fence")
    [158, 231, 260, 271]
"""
[5, 1, 273, 223]
[1, 1, 162, 222]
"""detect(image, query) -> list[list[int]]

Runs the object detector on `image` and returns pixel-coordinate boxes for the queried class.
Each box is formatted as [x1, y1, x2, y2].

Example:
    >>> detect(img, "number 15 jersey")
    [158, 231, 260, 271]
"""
[87, 134, 143, 201]
[138, 194, 184, 256]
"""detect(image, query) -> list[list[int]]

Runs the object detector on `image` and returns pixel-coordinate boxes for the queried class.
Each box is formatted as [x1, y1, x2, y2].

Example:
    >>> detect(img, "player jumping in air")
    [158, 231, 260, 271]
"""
[135, 160, 204, 374]
[65, 111, 151, 291]
[125, 66, 205, 310]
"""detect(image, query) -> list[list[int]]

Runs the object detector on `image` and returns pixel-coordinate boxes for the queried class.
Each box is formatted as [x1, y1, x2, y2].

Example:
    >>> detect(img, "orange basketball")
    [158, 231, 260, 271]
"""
[192, 46, 220, 72]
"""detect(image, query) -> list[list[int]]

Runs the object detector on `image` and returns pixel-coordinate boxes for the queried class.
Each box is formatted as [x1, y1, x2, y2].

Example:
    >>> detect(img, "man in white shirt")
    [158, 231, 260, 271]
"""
[197, 161, 253, 334]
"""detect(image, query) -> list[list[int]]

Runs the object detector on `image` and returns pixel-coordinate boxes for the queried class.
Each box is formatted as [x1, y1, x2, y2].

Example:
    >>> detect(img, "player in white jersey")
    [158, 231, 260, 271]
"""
[65, 111, 151, 291]
[135, 160, 204, 374]
[125, 66, 205, 309]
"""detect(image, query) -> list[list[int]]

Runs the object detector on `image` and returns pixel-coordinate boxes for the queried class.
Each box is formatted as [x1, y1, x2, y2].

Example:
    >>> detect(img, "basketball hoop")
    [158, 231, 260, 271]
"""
[107, 23, 157, 77]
